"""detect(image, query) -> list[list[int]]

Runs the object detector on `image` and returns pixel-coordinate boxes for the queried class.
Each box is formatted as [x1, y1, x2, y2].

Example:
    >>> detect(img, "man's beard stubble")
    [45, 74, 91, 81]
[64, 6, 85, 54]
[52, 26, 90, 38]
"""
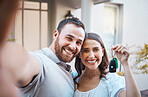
[54, 37, 75, 63]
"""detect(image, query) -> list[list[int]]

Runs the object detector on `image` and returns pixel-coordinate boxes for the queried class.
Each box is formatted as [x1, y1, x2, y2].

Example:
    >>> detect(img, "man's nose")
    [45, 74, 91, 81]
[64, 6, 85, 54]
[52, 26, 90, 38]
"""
[69, 42, 76, 50]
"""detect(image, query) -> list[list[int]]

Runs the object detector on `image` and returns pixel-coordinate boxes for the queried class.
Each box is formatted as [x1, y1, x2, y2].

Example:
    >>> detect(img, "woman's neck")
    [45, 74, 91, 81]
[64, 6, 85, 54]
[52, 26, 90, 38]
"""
[82, 68, 101, 79]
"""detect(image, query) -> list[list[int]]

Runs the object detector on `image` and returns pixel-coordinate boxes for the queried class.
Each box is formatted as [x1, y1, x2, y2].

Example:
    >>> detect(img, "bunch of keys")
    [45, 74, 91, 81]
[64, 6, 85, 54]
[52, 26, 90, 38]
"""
[109, 48, 118, 73]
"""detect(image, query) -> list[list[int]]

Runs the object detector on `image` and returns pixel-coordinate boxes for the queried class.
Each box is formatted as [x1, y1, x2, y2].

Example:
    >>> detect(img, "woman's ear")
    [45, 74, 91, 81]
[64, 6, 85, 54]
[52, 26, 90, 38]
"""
[102, 48, 105, 57]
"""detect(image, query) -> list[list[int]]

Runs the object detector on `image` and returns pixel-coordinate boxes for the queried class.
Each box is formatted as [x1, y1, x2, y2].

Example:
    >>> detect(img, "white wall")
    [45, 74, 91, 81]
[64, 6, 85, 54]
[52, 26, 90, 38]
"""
[92, 4, 105, 35]
[134, 74, 148, 91]
[113, 0, 148, 46]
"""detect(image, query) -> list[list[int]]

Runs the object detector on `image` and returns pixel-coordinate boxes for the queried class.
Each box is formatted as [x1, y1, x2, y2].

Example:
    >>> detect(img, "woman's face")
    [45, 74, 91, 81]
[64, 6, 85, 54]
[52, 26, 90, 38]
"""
[80, 39, 104, 70]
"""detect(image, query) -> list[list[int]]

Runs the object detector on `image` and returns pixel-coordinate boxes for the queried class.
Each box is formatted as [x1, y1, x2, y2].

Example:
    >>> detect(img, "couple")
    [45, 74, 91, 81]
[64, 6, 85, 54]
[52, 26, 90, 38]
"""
[0, 0, 141, 97]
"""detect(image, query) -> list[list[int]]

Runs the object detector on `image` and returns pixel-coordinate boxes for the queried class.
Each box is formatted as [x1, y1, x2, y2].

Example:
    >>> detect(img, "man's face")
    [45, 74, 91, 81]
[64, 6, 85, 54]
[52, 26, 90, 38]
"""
[55, 24, 85, 63]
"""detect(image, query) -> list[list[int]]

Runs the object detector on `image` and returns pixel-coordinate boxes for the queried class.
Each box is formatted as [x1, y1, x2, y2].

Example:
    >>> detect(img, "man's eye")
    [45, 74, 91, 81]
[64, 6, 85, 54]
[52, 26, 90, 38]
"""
[76, 41, 82, 46]
[66, 37, 72, 41]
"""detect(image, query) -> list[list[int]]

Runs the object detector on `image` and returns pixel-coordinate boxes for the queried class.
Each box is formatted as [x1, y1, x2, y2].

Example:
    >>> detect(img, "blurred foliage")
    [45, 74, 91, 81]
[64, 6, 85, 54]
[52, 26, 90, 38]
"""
[135, 64, 148, 74]
[135, 43, 148, 63]
[134, 43, 148, 74]
[117, 71, 124, 76]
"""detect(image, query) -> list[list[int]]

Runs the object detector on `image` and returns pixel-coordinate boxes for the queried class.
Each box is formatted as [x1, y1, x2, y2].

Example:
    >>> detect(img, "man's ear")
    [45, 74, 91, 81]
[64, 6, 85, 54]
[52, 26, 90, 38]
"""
[53, 30, 59, 40]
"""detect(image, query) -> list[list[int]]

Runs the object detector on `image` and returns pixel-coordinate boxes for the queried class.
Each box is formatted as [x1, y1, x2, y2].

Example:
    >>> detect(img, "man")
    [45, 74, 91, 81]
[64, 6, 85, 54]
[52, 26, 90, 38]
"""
[0, 1, 86, 97]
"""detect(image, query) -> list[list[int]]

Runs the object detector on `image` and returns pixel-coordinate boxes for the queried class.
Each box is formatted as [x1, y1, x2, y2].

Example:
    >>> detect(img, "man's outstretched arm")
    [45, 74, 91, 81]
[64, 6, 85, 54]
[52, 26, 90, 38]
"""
[0, 0, 20, 96]
[0, 0, 40, 96]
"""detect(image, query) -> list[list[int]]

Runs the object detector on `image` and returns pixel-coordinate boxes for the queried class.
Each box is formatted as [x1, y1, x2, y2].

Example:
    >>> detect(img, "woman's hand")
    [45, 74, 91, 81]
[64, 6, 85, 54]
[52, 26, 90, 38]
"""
[112, 44, 129, 65]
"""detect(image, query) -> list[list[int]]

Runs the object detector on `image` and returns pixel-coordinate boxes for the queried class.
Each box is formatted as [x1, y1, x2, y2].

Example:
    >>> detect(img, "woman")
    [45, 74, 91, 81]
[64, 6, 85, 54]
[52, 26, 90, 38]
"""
[72, 33, 141, 97]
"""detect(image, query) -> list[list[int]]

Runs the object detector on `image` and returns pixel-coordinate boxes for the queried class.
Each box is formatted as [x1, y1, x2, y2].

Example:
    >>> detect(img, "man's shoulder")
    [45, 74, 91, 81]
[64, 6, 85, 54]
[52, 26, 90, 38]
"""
[29, 48, 48, 56]
[31, 48, 46, 54]
[29, 49, 57, 66]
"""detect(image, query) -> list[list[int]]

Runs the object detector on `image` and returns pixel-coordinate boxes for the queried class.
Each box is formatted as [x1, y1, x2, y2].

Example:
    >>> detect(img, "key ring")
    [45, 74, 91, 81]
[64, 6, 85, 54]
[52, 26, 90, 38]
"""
[111, 48, 115, 58]
[109, 47, 118, 73]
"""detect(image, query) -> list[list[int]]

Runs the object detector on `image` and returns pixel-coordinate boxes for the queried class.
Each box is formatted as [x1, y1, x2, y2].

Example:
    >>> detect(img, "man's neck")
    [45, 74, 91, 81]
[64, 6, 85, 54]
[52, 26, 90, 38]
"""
[49, 44, 55, 54]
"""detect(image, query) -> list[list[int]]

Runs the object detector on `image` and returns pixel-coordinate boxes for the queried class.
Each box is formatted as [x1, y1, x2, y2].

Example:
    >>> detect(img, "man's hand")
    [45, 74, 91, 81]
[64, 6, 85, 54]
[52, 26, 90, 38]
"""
[0, 0, 19, 47]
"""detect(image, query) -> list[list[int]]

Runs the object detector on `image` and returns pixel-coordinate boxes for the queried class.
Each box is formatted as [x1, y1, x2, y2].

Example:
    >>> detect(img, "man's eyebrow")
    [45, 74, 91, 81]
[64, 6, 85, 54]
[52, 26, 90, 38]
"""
[65, 34, 74, 38]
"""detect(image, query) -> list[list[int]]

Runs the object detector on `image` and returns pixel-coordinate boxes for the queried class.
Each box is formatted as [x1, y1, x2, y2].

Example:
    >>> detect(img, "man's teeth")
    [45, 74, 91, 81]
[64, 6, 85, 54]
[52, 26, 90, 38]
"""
[87, 60, 96, 63]
[65, 49, 73, 54]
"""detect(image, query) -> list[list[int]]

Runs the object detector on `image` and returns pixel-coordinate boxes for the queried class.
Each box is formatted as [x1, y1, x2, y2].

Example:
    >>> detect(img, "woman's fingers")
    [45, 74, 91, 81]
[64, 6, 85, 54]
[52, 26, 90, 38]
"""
[121, 49, 129, 57]
[113, 44, 124, 52]
[112, 44, 129, 54]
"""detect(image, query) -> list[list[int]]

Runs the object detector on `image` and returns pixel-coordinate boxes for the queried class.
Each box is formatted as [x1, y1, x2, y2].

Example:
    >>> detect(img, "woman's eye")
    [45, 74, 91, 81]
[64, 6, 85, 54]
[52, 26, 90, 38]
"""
[82, 49, 89, 53]
[93, 48, 99, 52]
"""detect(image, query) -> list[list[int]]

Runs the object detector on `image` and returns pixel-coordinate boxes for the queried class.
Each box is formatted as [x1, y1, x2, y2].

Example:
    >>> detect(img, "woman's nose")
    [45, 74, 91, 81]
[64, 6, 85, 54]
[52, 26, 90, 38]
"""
[88, 51, 95, 58]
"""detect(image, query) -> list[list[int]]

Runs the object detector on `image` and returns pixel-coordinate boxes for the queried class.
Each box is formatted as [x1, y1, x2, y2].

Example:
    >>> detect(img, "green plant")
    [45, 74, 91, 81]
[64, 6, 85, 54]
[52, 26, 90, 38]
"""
[117, 71, 124, 76]
[136, 43, 148, 63]
[134, 43, 148, 74]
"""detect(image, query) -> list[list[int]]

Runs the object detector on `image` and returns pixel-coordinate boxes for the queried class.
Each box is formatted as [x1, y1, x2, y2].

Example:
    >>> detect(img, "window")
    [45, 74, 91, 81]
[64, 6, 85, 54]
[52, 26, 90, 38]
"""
[14, 1, 48, 51]
[103, 3, 123, 58]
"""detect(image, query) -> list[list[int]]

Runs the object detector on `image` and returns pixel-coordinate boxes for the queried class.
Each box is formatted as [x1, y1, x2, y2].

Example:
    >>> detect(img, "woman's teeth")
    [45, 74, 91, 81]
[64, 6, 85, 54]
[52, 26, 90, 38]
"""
[87, 60, 96, 63]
